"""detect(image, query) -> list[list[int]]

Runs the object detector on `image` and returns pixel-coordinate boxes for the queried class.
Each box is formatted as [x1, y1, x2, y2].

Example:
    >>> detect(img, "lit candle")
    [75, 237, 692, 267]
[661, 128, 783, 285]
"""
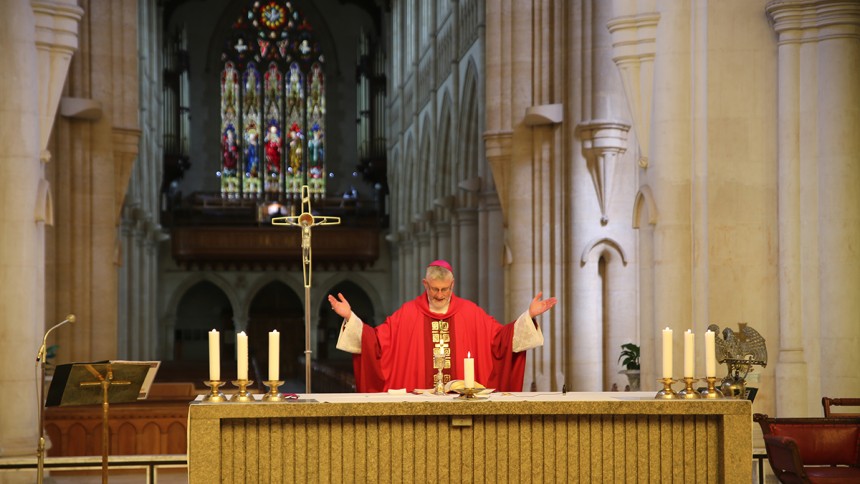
[705, 330, 716, 377]
[463, 352, 475, 389]
[684, 329, 695, 378]
[208, 329, 220, 381]
[662, 327, 673, 379]
[237, 331, 248, 381]
[269, 330, 279, 381]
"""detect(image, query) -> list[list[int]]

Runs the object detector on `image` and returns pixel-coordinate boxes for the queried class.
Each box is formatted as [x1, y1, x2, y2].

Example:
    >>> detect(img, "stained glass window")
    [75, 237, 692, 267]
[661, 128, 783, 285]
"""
[220, 0, 325, 200]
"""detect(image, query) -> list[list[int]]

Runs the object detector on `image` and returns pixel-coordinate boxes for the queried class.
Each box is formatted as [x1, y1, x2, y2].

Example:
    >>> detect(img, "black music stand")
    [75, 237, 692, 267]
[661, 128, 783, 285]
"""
[45, 361, 159, 484]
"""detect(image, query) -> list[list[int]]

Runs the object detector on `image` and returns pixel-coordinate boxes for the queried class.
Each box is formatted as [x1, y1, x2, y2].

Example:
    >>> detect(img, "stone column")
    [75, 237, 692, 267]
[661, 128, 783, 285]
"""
[816, 8, 860, 401]
[118, 216, 133, 357]
[481, 192, 504, 320]
[768, 0, 860, 414]
[571, 257, 604, 390]
[432, 202, 453, 262]
[455, 207, 479, 301]
[0, 1, 42, 460]
[646, 2, 693, 382]
[0, 0, 81, 465]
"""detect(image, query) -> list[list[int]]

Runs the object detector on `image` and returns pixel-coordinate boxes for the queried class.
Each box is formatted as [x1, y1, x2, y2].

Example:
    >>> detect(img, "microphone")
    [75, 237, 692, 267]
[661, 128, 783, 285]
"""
[36, 314, 76, 362]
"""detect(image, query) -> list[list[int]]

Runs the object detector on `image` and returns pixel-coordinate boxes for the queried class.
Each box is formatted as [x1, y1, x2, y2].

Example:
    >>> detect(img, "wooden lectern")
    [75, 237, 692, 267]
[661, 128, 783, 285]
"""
[45, 361, 159, 483]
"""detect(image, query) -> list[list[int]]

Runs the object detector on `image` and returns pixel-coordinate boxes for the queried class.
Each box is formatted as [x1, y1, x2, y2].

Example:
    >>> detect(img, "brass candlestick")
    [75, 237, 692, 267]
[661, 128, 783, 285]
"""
[699, 376, 724, 399]
[229, 379, 255, 402]
[453, 387, 486, 400]
[262, 380, 285, 401]
[203, 380, 227, 402]
[678, 377, 701, 399]
[654, 377, 678, 399]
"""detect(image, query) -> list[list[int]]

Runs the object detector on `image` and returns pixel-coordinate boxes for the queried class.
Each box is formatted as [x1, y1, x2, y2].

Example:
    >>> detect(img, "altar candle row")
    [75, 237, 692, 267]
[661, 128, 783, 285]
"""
[661, 327, 717, 378]
[208, 329, 280, 381]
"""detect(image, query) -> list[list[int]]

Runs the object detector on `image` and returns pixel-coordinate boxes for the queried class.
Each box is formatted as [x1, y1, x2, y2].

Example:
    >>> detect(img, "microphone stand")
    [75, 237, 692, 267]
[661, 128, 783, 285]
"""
[35, 314, 75, 484]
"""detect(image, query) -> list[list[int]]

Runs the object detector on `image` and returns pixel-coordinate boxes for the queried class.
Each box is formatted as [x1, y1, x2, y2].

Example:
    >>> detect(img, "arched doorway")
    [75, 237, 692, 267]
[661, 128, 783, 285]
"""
[318, 280, 377, 361]
[172, 281, 234, 382]
[246, 281, 303, 388]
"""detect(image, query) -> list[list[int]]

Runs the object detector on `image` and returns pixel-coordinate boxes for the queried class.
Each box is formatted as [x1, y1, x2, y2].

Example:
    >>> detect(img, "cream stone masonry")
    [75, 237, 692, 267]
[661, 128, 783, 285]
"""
[766, 0, 860, 416]
[0, 0, 81, 470]
[48, 0, 141, 367]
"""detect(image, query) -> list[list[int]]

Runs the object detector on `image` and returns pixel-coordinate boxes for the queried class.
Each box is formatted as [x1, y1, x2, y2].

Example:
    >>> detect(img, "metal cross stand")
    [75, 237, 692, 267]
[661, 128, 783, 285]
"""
[272, 185, 340, 393]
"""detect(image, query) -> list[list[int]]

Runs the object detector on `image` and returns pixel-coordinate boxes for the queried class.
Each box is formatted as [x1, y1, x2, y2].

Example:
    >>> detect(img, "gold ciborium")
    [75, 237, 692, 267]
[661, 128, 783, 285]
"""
[432, 354, 446, 395]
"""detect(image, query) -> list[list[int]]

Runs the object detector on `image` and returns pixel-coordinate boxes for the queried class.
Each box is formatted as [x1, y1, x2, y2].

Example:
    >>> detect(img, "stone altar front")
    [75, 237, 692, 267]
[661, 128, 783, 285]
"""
[187, 392, 751, 483]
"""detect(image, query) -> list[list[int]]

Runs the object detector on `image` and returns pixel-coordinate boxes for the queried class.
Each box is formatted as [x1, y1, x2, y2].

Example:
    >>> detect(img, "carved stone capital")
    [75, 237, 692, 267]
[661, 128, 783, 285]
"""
[576, 120, 630, 226]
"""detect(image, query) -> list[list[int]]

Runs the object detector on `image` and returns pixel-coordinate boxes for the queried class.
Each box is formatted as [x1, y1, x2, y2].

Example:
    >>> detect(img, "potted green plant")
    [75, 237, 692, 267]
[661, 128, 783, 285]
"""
[617, 342, 640, 390]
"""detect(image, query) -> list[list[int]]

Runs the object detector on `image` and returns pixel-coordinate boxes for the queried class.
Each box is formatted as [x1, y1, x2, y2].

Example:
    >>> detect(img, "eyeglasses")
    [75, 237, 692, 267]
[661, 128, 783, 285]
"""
[425, 282, 453, 295]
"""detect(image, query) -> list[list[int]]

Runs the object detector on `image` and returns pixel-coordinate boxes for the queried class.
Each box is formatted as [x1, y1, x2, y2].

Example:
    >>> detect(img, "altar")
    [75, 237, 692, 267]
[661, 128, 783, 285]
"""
[187, 391, 751, 483]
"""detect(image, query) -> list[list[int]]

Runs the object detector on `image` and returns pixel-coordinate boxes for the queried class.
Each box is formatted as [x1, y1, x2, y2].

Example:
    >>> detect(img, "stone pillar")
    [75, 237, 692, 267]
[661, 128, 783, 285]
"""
[816, 10, 860, 401]
[455, 207, 479, 301]
[118, 217, 133, 357]
[0, 2, 42, 460]
[432, 206, 453, 263]
[482, 192, 505, 320]
[401, 230, 416, 301]
[0, 0, 81, 465]
[646, 2, 693, 382]
[768, 0, 860, 415]
[571, 257, 604, 390]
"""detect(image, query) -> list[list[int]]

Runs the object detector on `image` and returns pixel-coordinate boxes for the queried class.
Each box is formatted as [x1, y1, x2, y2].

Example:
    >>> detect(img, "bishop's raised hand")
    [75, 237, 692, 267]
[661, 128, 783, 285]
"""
[528, 291, 558, 319]
[328, 292, 352, 320]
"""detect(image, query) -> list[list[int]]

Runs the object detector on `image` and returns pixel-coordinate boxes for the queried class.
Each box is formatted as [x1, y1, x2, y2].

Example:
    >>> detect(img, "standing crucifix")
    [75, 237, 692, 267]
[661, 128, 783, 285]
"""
[272, 185, 340, 392]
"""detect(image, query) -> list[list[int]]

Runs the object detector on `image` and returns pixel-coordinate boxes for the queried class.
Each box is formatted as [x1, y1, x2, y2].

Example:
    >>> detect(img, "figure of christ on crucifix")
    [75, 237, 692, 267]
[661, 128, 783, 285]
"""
[271, 185, 341, 288]
[272, 185, 340, 392]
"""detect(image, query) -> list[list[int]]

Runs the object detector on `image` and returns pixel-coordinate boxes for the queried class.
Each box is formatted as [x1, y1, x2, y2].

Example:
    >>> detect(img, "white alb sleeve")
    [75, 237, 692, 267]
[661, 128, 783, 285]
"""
[512, 310, 544, 352]
[335, 311, 363, 354]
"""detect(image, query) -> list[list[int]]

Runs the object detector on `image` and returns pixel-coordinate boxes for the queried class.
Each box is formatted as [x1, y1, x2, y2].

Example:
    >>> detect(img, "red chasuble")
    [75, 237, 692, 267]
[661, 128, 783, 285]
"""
[352, 293, 528, 392]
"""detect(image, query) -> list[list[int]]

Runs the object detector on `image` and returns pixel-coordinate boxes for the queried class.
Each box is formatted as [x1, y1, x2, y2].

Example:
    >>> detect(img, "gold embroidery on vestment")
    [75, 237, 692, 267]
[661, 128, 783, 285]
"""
[431, 319, 452, 384]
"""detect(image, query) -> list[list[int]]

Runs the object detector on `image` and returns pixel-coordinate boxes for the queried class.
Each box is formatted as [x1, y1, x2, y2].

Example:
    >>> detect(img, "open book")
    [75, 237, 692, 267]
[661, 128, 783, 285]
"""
[444, 379, 492, 394]
[46, 360, 160, 406]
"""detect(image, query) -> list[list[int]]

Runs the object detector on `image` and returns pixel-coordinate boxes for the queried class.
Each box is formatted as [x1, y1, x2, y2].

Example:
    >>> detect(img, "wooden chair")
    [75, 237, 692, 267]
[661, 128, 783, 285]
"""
[754, 413, 860, 483]
[822, 397, 860, 418]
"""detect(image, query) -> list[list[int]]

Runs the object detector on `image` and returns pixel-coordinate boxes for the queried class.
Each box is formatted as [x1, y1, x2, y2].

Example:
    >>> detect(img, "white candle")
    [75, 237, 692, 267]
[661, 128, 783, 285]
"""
[208, 329, 220, 381]
[684, 329, 695, 377]
[463, 352, 475, 388]
[705, 330, 716, 377]
[269, 330, 279, 381]
[662, 327, 673, 379]
[237, 331, 248, 381]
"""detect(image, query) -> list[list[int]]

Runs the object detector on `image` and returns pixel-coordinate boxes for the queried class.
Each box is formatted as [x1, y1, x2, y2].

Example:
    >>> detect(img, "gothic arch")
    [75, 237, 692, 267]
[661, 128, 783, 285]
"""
[246, 280, 304, 381]
[162, 272, 241, 324]
[458, 59, 480, 208]
[241, 273, 303, 317]
[400, 133, 415, 233]
[204, 0, 344, 77]
[418, 112, 433, 216]
[165, 276, 236, 363]
[317, 271, 385, 319]
[437, 91, 454, 208]
[632, 185, 658, 228]
[580, 237, 629, 267]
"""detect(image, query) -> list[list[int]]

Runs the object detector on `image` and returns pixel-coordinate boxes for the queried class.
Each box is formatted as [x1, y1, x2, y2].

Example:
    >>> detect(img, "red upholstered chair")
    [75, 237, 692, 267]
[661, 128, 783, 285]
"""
[761, 435, 814, 484]
[822, 397, 860, 418]
[754, 413, 860, 484]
